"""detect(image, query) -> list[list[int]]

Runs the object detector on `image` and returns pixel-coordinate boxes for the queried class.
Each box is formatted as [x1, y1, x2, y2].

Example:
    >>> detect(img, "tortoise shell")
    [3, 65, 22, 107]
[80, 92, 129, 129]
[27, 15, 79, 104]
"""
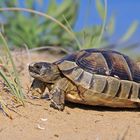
[54, 49, 140, 107]
[55, 49, 140, 83]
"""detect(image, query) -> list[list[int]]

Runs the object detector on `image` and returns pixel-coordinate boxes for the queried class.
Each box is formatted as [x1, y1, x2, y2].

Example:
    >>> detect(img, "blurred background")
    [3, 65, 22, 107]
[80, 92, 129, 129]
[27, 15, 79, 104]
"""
[0, 0, 140, 57]
[75, 0, 140, 43]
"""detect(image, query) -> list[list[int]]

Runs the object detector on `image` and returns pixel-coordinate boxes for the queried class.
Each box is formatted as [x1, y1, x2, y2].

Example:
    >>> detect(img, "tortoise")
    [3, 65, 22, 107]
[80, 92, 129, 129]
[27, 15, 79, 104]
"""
[28, 49, 140, 110]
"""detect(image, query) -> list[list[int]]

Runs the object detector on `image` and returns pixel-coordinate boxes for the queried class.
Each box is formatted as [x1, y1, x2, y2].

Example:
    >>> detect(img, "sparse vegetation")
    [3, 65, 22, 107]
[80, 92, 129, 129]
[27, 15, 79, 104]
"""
[0, 0, 139, 52]
[0, 0, 79, 49]
[0, 32, 24, 118]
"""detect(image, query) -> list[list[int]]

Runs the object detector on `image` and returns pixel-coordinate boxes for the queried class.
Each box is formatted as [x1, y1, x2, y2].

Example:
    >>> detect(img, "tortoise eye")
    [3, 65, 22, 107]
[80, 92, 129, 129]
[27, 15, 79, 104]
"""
[34, 64, 42, 69]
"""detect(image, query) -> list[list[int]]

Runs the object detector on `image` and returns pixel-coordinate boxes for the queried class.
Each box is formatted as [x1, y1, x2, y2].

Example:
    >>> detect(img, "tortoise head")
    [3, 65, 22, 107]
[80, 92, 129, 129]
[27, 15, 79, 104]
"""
[29, 62, 60, 83]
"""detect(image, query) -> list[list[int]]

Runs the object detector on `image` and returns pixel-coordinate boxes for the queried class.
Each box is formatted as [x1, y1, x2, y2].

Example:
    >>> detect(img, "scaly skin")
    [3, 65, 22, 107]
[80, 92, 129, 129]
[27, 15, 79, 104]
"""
[29, 62, 66, 110]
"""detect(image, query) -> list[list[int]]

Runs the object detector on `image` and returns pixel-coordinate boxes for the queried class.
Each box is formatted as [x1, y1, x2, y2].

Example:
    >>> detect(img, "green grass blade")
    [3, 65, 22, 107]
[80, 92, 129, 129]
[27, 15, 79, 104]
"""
[63, 15, 81, 50]
[94, 0, 107, 47]
[0, 32, 24, 100]
[120, 21, 139, 43]
[96, 0, 105, 20]
[0, 96, 12, 119]
[108, 14, 115, 36]
[0, 69, 17, 96]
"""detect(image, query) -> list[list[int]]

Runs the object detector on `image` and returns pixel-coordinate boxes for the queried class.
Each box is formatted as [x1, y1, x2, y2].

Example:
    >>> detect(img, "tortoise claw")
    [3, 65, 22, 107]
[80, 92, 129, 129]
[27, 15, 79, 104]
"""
[50, 100, 64, 111]
[50, 86, 65, 111]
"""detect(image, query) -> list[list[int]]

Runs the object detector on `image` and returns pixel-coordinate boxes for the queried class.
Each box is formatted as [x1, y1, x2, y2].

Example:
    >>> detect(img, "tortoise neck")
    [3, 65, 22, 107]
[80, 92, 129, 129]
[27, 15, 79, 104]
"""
[47, 64, 62, 83]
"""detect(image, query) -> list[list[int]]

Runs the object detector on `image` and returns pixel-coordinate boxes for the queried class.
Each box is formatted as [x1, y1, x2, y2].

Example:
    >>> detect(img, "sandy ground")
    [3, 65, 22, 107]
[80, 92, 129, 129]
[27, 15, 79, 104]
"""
[0, 50, 140, 140]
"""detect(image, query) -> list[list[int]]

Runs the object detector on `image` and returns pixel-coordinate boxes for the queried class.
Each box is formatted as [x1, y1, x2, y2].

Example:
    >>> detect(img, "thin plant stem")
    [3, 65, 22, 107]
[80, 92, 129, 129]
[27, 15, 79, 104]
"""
[0, 33, 24, 100]
[63, 15, 81, 50]
[95, 0, 107, 47]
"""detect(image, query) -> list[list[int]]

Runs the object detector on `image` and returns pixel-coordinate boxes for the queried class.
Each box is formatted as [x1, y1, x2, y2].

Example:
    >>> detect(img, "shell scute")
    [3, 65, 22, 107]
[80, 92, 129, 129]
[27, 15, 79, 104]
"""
[77, 71, 93, 89]
[76, 52, 109, 75]
[118, 80, 132, 99]
[58, 60, 77, 71]
[90, 75, 107, 93]
[130, 83, 139, 100]
[105, 77, 120, 97]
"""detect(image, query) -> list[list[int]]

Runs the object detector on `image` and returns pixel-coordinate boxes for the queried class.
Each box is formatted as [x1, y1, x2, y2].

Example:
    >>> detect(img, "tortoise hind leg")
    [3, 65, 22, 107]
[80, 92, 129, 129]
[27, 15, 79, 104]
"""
[50, 78, 68, 111]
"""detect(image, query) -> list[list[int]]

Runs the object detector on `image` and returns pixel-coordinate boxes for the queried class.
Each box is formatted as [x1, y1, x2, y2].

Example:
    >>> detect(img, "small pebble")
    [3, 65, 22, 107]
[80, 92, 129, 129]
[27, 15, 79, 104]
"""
[36, 124, 45, 130]
[54, 134, 59, 138]
[40, 118, 48, 121]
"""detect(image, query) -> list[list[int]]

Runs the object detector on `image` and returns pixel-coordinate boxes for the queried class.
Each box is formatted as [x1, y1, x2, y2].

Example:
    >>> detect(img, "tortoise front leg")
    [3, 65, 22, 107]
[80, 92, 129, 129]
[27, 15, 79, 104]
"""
[29, 79, 47, 99]
[50, 78, 68, 111]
